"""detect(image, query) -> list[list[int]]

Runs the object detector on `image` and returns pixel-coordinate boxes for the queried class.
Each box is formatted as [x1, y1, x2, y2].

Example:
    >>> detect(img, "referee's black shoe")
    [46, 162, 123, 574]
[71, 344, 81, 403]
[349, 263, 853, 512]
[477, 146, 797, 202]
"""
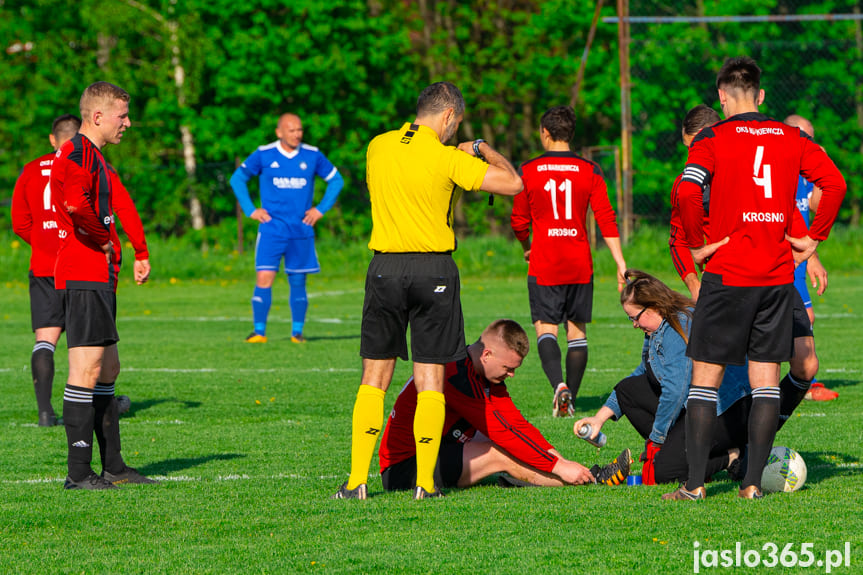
[64, 472, 118, 490]
[413, 485, 443, 499]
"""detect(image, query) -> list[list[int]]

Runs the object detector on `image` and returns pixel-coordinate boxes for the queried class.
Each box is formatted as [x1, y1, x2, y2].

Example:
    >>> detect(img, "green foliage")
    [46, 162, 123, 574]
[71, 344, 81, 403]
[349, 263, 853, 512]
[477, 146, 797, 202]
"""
[1, 0, 860, 236]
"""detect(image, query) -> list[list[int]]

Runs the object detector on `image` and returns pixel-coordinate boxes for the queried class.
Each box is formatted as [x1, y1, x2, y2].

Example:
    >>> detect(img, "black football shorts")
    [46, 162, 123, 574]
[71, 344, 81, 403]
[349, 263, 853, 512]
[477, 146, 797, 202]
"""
[29, 272, 65, 331]
[527, 275, 593, 325]
[687, 273, 794, 365]
[65, 288, 119, 348]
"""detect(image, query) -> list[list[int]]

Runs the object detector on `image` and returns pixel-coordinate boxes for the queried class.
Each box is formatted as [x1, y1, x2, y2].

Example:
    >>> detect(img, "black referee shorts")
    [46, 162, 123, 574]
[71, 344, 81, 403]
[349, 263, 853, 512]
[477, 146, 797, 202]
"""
[29, 272, 65, 331]
[687, 273, 794, 365]
[65, 289, 119, 348]
[360, 253, 466, 364]
[527, 276, 593, 325]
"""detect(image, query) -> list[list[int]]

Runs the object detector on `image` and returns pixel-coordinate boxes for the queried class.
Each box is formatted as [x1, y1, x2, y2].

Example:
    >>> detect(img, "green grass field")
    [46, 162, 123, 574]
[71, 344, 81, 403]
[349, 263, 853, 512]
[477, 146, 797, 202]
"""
[1, 232, 861, 574]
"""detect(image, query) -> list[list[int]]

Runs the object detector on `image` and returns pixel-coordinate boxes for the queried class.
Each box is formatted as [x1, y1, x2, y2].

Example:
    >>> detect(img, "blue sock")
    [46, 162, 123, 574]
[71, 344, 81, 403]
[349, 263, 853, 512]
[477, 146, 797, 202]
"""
[288, 273, 307, 336]
[251, 286, 272, 335]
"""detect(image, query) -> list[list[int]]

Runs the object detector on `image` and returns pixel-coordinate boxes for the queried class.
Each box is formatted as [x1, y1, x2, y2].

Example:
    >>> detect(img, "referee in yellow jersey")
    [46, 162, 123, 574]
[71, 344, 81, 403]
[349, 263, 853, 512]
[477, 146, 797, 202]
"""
[333, 82, 523, 500]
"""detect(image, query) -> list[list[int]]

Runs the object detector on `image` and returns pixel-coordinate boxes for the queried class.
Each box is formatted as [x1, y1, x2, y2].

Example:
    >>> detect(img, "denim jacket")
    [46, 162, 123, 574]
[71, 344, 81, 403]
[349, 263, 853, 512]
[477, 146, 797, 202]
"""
[604, 310, 693, 444]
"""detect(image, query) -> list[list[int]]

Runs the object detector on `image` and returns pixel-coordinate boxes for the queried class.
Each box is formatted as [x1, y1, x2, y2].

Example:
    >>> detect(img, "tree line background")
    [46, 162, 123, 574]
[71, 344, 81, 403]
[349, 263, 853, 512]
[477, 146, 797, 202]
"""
[2, 0, 861, 248]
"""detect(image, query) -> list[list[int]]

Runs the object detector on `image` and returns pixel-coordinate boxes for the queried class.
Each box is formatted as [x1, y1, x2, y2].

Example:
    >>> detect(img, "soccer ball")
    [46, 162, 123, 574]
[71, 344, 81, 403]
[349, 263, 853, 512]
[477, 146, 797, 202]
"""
[761, 446, 807, 493]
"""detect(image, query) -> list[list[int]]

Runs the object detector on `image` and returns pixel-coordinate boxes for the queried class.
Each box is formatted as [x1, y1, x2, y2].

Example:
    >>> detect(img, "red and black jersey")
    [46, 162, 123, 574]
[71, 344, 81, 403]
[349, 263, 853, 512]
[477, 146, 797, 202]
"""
[379, 353, 558, 474]
[108, 164, 149, 264]
[511, 151, 620, 285]
[11, 152, 61, 277]
[51, 133, 118, 291]
[669, 168, 811, 283]
[678, 112, 845, 286]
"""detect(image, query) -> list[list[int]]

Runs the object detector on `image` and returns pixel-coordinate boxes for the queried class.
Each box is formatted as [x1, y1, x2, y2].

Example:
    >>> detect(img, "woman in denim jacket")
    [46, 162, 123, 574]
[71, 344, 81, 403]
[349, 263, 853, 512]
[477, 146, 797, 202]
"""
[574, 270, 704, 483]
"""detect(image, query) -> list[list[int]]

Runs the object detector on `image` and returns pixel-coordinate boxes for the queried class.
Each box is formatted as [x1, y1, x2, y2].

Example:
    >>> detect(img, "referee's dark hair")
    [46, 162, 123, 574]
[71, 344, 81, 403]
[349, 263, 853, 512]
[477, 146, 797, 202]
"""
[417, 82, 465, 118]
[540, 106, 576, 143]
[52, 114, 81, 140]
[682, 105, 720, 137]
[716, 56, 761, 99]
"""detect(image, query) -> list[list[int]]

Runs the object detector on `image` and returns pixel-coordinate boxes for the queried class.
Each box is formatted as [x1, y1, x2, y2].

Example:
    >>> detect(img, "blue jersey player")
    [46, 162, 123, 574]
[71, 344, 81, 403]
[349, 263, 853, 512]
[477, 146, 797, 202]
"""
[784, 114, 837, 401]
[230, 113, 344, 343]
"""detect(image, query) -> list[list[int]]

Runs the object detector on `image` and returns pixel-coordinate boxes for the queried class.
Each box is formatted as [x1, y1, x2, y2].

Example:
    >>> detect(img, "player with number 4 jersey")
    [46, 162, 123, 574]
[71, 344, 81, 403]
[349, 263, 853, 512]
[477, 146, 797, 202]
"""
[665, 57, 845, 503]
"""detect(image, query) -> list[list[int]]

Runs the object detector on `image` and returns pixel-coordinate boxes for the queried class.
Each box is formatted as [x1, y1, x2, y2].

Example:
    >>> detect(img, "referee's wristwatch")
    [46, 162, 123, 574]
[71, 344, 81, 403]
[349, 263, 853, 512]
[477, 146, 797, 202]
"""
[472, 139, 487, 162]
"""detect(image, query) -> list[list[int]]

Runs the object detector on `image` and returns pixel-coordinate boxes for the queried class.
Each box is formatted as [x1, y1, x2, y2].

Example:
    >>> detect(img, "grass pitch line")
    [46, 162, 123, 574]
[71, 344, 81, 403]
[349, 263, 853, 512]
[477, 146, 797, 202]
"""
[6, 472, 346, 486]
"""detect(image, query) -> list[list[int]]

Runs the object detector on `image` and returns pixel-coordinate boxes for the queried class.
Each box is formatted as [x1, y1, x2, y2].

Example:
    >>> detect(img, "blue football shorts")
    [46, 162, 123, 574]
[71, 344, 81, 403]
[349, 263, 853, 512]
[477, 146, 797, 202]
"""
[255, 225, 320, 274]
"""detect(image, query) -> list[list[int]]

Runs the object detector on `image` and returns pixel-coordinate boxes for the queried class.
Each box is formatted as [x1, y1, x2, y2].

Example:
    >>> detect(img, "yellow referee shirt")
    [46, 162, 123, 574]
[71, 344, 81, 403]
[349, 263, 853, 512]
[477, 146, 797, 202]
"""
[366, 123, 489, 253]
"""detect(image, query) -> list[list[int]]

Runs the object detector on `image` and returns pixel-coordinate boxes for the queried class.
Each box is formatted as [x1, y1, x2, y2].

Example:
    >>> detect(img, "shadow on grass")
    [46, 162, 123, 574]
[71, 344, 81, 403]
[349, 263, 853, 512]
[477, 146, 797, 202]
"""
[137, 453, 246, 476]
[122, 397, 203, 417]
[815, 378, 858, 390]
[275, 334, 360, 342]
[798, 450, 861, 485]
[573, 394, 609, 413]
[706, 450, 860, 496]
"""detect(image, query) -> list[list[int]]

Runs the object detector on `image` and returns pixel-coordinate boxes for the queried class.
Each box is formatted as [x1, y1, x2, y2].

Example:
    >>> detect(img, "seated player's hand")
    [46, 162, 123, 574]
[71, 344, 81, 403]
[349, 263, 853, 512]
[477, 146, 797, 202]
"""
[250, 208, 271, 223]
[553, 458, 596, 485]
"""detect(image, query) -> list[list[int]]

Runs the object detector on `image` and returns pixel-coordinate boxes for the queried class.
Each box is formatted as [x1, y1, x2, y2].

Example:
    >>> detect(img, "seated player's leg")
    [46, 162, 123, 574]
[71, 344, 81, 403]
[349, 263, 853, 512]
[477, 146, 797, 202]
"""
[460, 434, 566, 487]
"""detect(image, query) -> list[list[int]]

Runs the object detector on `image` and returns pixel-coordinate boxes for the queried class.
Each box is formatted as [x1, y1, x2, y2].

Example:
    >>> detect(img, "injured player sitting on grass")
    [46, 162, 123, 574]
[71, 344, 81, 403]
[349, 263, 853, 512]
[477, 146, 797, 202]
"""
[378, 319, 630, 492]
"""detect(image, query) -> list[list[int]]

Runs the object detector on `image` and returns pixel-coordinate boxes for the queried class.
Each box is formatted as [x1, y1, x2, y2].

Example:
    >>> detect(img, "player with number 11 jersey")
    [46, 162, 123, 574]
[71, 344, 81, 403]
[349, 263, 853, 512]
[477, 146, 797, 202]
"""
[512, 152, 620, 285]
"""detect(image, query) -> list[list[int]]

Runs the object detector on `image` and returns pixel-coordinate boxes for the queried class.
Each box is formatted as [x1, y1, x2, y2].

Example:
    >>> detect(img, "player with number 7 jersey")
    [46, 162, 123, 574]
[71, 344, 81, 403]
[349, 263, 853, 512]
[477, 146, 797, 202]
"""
[11, 152, 62, 278]
[678, 114, 846, 287]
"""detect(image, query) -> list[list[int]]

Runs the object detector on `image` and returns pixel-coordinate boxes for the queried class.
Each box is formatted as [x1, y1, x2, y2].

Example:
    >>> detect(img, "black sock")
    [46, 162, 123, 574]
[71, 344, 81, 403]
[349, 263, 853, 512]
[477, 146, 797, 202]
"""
[742, 386, 781, 491]
[93, 382, 125, 474]
[684, 386, 718, 491]
[565, 338, 588, 399]
[778, 373, 810, 431]
[32, 341, 56, 415]
[537, 333, 563, 392]
[63, 385, 95, 481]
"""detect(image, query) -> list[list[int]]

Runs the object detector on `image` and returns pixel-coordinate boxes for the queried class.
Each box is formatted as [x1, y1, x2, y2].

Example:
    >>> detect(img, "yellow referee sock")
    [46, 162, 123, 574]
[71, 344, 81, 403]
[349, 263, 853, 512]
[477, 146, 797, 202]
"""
[414, 390, 446, 493]
[346, 385, 386, 490]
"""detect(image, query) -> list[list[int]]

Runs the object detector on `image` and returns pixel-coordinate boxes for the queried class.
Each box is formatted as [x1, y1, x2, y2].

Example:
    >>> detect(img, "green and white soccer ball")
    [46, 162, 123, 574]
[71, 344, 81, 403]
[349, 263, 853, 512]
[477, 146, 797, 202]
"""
[761, 446, 807, 493]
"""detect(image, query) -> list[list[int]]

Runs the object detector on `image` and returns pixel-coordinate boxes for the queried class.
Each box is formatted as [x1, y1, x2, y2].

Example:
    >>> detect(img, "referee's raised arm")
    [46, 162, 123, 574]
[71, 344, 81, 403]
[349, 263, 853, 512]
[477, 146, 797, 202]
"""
[457, 140, 522, 196]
